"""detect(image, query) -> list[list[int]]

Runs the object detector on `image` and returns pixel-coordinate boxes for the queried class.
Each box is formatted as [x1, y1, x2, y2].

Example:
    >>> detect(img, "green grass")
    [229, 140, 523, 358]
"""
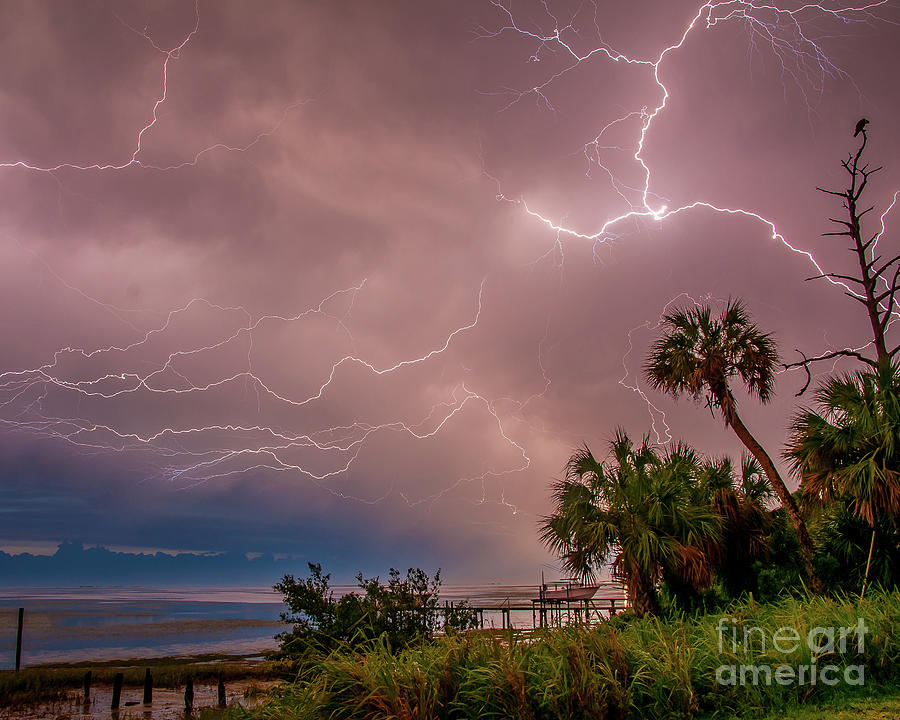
[756, 691, 900, 719]
[0, 654, 287, 708]
[226, 590, 900, 720]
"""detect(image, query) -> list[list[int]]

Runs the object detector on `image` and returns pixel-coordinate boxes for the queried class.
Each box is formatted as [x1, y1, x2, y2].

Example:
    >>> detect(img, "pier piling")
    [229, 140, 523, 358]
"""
[111, 673, 124, 710]
[184, 677, 194, 713]
[143, 668, 152, 704]
[14, 608, 23, 671]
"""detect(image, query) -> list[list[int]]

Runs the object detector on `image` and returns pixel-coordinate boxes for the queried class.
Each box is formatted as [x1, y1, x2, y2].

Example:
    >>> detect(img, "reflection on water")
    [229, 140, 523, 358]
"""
[0, 588, 284, 668]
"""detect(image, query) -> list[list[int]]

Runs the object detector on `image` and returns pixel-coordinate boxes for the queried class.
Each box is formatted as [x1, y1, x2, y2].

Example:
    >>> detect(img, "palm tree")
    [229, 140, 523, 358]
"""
[786, 363, 900, 594]
[696, 455, 772, 598]
[644, 300, 823, 593]
[817, 503, 900, 592]
[541, 430, 721, 617]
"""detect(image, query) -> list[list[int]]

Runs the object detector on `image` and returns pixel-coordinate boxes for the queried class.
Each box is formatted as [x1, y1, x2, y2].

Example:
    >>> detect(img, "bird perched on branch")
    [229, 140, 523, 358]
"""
[854, 118, 869, 137]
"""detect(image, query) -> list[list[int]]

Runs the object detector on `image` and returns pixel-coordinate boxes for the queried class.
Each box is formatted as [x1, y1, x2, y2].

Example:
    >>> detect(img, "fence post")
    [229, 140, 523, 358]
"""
[14, 608, 24, 671]
[184, 677, 194, 713]
[83, 670, 92, 701]
[218, 674, 226, 708]
[111, 672, 124, 710]
[143, 668, 152, 704]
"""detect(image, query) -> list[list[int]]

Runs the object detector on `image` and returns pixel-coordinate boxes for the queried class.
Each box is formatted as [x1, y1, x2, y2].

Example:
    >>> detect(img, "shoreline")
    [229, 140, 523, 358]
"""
[0, 652, 285, 711]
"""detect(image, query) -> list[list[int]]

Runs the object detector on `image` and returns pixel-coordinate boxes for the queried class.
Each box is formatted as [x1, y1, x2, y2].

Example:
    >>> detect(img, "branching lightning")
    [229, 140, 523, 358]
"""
[0, 0, 896, 520]
[0, 2, 532, 513]
[481, 0, 898, 439]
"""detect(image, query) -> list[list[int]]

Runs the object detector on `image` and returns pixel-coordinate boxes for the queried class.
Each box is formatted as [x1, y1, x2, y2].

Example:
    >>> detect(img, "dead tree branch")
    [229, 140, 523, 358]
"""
[787, 122, 899, 394]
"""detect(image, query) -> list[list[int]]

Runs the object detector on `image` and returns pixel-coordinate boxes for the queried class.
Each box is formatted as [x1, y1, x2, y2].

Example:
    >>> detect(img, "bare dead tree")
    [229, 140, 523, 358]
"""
[786, 120, 899, 394]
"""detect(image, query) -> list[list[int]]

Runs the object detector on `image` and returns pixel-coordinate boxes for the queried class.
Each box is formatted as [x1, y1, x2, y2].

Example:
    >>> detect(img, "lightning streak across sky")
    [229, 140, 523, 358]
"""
[481, 0, 898, 435]
[0, 0, 896, 543]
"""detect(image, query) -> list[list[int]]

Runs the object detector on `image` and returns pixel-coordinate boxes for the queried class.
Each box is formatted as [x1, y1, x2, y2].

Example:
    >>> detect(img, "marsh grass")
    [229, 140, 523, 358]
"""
[230, 590, 900, 719]
[0, 655, 286, 708]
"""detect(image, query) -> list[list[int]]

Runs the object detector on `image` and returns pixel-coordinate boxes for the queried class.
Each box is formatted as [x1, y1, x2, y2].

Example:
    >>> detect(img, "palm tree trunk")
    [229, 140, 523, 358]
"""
[626, 564, 659, 617]
[725, 409, 824, 594]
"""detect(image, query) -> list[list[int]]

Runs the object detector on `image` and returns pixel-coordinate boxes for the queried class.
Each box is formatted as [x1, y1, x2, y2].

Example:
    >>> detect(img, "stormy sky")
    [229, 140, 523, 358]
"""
[1, 0, 899, 583]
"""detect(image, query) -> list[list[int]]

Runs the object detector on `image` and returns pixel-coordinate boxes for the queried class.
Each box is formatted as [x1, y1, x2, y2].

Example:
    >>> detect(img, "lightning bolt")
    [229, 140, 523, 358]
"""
[0, 1, 308, 176]
[0, 0, 896, 522]
[482, 0, 898, 424]
[0, 1, 533, 515]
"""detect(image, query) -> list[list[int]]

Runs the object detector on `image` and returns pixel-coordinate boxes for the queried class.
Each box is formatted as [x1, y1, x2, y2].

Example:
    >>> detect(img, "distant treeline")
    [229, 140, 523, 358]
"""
[0, 540, 312, 587]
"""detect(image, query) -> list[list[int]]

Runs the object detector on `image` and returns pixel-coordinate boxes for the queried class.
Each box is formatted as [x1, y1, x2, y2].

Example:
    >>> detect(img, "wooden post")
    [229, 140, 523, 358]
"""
[184, 677, 194, 713]
[217, 674, 226, 709]
[83, 670, 92, 701]
[111, 672, 124, 710]
[143, 668, 152, 704]
[14, 607, 23, 671]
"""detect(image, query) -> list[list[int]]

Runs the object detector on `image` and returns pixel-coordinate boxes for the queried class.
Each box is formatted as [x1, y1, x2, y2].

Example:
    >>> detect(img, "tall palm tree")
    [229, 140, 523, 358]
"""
[644, 300, 823, 593]
[541, 430, 720, 617]
[786, 363, 900, 593]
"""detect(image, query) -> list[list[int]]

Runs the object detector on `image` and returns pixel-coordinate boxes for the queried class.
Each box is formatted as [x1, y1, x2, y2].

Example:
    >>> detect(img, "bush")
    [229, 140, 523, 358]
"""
[272, 563, 477, 661]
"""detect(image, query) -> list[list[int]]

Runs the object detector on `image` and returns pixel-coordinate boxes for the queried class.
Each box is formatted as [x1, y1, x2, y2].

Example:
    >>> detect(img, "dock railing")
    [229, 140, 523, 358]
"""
[440, 583, 628, 634]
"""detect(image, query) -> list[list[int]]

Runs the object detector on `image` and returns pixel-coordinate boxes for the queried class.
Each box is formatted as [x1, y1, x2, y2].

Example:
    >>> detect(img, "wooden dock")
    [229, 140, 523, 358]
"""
[445, 589, 628, 631]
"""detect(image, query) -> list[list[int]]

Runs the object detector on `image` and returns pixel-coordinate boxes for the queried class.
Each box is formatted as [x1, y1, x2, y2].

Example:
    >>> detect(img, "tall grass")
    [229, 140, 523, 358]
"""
[235, 590, 900, 720]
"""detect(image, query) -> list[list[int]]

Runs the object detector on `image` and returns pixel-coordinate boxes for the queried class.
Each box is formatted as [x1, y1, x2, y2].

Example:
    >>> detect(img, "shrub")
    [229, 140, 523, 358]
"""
[273, 563, 477, 662]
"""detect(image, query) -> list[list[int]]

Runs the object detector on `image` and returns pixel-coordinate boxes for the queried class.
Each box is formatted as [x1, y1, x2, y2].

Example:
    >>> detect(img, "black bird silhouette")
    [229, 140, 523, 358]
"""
[854, 117, 869, 137]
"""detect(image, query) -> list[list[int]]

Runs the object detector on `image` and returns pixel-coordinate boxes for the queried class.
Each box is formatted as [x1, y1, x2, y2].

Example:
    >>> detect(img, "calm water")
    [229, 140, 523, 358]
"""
[0, 587, 285, 669]
[0, 583, 623, 668]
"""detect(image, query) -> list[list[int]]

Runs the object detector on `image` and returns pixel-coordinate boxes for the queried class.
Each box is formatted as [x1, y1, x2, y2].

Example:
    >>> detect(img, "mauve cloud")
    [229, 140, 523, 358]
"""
[0, 0, 898, 581]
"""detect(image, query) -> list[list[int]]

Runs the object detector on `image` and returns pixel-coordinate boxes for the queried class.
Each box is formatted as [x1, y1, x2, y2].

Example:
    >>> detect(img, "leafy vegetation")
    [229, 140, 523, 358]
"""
[227, 591, 900, 720]
[540, 431, 722, 617]
[787, 363, 900, 594]
[543, 297, 900, 616]
[273, 563, 477, 662]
